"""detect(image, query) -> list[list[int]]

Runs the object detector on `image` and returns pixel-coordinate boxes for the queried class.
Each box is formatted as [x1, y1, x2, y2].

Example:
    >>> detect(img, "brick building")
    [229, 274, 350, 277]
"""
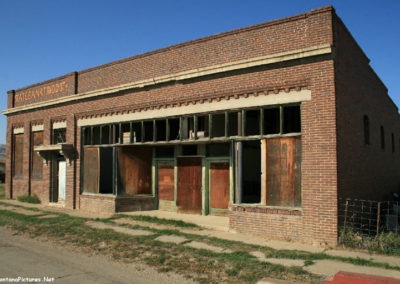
[3, 6, 400, 245]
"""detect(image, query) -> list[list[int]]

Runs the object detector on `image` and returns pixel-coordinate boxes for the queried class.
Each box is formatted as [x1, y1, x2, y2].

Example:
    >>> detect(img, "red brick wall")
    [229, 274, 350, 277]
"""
[334, 15, 400, 202]
[4, 6, 374, 245]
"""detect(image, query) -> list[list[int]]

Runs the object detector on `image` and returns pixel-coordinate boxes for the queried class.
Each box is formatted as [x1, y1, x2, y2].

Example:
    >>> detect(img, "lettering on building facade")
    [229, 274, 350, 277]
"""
[14, 81, 68, 104]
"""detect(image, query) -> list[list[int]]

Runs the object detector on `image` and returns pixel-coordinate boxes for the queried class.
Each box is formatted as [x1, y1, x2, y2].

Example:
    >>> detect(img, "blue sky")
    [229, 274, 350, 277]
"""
[0, 0, 399, 144]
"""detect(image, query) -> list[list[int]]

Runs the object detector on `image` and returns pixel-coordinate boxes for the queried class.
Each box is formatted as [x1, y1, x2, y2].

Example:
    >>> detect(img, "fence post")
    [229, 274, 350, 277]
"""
[376, 202, 381, 236]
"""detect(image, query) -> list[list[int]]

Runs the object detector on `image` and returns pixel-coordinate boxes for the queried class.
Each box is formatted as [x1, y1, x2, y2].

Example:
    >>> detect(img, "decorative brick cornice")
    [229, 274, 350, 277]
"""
[3, 45, 329, 116]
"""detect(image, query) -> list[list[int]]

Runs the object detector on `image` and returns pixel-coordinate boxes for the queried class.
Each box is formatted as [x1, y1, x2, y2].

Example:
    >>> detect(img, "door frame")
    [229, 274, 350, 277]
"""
[205, 157, 232, 215]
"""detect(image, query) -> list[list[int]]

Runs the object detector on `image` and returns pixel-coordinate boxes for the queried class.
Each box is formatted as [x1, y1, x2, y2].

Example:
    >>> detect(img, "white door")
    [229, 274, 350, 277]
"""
[58, 161, 66, 202]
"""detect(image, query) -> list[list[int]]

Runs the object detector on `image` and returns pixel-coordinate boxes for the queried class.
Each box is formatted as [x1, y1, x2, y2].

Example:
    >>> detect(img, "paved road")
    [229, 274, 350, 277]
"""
[0, 228, 195, 284]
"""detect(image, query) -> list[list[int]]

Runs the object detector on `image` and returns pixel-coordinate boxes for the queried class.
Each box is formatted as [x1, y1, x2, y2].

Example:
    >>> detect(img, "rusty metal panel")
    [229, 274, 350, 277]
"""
[158, 161, 174, 201]
[83, 147, 99, 193]
[266, 137, 301, 207]
[177, 157, 202, 214]
[210, 162, 229, 209]
[118, 146, 152, 195]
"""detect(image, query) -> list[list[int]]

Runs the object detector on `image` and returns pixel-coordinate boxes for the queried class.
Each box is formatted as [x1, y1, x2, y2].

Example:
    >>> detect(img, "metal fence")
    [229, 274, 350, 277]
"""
[339, 198, 400, 237]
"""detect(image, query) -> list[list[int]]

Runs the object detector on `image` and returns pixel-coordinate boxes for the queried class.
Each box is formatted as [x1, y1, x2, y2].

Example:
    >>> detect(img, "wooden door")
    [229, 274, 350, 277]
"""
[158, 161, 175, 201]
[177, 157, 202, 214]
[209, 162, 229, 209]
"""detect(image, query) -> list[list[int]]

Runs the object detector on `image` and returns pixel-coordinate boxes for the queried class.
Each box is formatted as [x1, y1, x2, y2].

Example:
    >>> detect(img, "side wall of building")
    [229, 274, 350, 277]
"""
[334, 15, 400, 203]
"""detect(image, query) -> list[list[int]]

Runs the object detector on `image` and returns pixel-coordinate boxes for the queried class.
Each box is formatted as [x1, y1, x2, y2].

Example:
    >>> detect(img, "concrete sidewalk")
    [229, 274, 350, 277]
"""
[1, 199, 400, 282]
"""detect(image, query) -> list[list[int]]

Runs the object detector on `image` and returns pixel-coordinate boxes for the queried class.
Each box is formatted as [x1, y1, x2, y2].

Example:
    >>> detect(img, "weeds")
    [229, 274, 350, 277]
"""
[17, 194, 41, 204]
[119, 214, 199, 228]
[0, 183, 4, 199]
[339, 227, 400, 255]
[0, 208, 323, 284]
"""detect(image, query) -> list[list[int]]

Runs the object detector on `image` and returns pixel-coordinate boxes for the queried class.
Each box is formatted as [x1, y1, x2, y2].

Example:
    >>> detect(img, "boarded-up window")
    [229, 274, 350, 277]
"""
[82, 147, 113, 194]
[83, 147, 99, 193]
[158, 161, 174, 201]
[265, 137, 301, 207]
[31, 131, 43, 179]
[13, 134, 24, 178]
[118, 146, 152, 195]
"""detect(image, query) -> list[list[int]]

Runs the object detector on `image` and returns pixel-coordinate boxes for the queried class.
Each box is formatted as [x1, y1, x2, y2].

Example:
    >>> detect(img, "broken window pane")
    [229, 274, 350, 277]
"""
[197, 115, 209, 139]
[53, 128, 66, 144]
[228, 112, 239, 136]
[263, 107, 280, 135]
[83, 127, 91, 145]
[211, 113, 225, 138]
[245, 110, 260, 136]
[143, 121, 154, 142]
[132, 122, 142, 143]
[101, 125, 111, 145]
[283, 105, 301, 133]
[156, 120, 167, 141]
[121, 123, 130, 144]
[168, 118, 180, 141]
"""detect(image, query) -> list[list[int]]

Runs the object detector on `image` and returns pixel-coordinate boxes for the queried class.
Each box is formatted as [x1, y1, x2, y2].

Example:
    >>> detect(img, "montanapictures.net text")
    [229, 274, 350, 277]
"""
[0, 277, 54, 283]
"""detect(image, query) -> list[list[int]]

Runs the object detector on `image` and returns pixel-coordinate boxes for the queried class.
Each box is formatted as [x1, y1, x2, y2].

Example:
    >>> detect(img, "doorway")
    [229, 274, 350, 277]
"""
[208, 160, 230, 215]
[51, 159, 66, 204]
[177, 157, 202, 214]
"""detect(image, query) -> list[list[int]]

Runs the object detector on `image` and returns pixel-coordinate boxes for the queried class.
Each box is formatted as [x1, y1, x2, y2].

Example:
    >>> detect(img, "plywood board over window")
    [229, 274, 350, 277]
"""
[118, 146, 152, 195]
[13, 134, 24, 178]
[264, 137, 301, 207]
[31, 131, 43, 179]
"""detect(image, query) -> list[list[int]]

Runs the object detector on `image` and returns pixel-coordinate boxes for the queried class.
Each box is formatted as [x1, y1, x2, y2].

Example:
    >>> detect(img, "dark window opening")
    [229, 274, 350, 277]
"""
[283, 105, 301, 133]
[31, 131, 43, 179]
[101, 125, 111, 145]
[121, 123, 130, 144]
[241, 140, 261, 203]
[99, 147, 113, 194]
[206, 143, 230, 157]
[245, 110, 260, 136]
[380, 126, 385, 150]
[83, 128, 91, 145]
[132, 122, 142, 143]
[263, 107, 280, 135]
[155, 146, 174, 158]
[143, 121, 154, 142]
[168, 118, 180, 141]
[156, 120, 167, 141]
[181, 117, 194, 140]
[182, 145, 197, 156]
[228, 112, 239, 136]
[113, 124, 120, 144]
[92, 126, 101, 145]
[197, 115, 209, 139]
[363, 115, 370, 145]
[53, 128, 66, 144]
[211, 113, 225, 138]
